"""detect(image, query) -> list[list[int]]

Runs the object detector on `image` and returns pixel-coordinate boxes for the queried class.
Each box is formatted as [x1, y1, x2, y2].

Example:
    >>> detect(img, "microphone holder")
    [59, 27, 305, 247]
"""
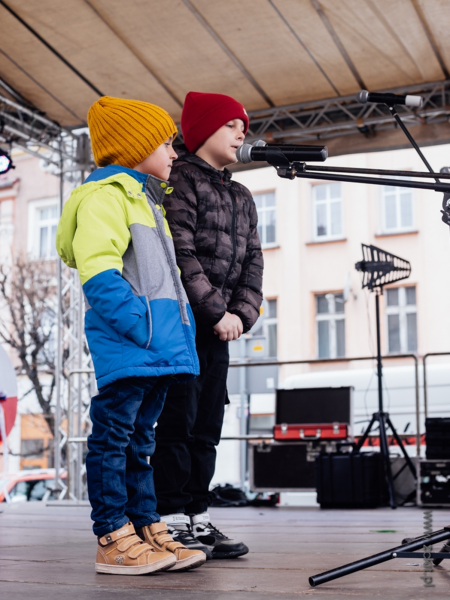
[274, 105, 450, 225]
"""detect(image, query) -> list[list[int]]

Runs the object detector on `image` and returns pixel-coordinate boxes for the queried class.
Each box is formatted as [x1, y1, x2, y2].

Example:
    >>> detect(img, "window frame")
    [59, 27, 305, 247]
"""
[315, 292, 346, 359]
[380, 183, 415, 234]
[312, 182, 344, 242]
[0, 197, 15, 260]
[254, 190, 277, 249]
[385, 285, 418, 354]
[27, 197, 59, 260]
[263, 298, 278, 358]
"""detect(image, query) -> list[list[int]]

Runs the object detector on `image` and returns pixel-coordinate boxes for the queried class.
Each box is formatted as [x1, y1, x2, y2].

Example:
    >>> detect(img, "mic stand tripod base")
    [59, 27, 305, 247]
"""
[355, 410, 417, 509]
[309, 526, 450, 587]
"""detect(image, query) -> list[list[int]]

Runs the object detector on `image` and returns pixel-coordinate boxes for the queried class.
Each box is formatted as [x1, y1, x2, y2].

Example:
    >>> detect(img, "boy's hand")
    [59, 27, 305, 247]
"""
[213, 312, 243, 341]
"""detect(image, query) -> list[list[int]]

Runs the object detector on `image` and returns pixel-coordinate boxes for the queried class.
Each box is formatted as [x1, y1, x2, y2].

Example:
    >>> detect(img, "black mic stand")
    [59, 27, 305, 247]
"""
[265, 95, 450, 587]
[354, 244, 416, 509]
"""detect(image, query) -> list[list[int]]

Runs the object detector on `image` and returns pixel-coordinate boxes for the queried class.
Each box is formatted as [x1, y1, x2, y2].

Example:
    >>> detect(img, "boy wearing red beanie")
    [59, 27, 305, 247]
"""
[152, 92, 263, 559]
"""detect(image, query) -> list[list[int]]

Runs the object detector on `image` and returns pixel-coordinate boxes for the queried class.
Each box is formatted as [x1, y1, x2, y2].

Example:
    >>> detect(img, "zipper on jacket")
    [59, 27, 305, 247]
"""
[145, 297, 153, 349]
[222, 192, 237, 294]
[148, 194, 190, 326]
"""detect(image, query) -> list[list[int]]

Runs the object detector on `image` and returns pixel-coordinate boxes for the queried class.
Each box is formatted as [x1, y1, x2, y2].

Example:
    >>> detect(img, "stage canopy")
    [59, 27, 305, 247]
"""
[1, 0, 450, 156]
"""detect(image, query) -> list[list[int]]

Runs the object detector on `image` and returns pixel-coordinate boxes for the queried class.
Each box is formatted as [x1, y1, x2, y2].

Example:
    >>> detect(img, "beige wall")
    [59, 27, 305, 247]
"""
[233, 143, 450, 379]
[10, 150, 60, 257]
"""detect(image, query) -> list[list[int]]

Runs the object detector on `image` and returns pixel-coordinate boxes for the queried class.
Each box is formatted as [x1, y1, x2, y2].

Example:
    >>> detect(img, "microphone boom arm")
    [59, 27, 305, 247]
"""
[272, 98, 450, 222]
[277, 162, 450, 195]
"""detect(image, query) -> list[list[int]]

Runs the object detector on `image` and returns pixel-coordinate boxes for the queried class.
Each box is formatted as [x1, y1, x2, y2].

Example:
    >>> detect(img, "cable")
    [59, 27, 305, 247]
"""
[0, 0, 104, 97]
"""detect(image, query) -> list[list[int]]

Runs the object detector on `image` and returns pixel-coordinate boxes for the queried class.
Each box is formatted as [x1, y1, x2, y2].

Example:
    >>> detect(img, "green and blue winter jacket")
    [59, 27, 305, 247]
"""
[56, 165, 199, 388]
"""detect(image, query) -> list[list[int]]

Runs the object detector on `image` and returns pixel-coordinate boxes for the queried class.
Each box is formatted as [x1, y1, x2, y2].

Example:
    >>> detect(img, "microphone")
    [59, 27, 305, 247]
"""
[356, 90, 423, 108]
[236, 141, 328, 166]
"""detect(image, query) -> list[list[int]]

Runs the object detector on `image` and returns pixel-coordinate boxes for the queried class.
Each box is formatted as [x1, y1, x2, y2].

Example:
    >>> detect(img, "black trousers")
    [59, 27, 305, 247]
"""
[153, 328, 229, 515]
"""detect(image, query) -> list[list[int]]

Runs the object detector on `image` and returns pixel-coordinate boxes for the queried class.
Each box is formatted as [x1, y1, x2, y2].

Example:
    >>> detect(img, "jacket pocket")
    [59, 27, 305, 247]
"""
[126, 296, 152, 348]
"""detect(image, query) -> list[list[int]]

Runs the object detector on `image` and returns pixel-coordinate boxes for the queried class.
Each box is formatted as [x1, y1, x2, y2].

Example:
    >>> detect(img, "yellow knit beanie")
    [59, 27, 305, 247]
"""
[87, 96, 177, 168]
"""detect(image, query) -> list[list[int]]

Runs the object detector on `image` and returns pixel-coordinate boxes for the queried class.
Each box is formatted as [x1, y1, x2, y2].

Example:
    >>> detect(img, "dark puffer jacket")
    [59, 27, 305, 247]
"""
[165, 146, 263, 332]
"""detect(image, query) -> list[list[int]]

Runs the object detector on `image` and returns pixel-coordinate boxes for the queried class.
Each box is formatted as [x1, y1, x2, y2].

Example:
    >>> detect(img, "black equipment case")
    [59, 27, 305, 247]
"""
[249, 441, 333, 492]
[275, 387, 353, 441]
[425, 418, 450, 459]
[316, 449, 387, 508]
[417, 460, 450, 507]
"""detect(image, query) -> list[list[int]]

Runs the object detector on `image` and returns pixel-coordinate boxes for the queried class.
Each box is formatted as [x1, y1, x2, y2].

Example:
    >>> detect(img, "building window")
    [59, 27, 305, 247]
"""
[0, 199, 14, 259]
[312, 183, 343, 241]
[254, 191, 276, 247]
[264, 299, 278, 357]
[381, 185, 414, 233]
[28, 200, 59, 259]
[38, 206, 58, 259]
[385, 286, 417, 353]
[316, 293, 345, 359]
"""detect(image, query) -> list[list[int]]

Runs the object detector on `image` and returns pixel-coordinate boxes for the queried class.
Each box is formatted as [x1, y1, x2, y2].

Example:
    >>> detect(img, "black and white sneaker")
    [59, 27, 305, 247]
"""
[161, 514, 213, 560]
[191, 512, 249, 559]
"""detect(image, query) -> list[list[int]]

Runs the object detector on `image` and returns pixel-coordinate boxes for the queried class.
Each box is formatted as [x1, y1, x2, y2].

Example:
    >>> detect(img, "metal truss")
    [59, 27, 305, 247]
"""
[245, 79, 450, 144]
[0, 91, 94, 499]
[0, 93, 92, 175]
[53, 175, 94, 501]
[59, 262, 95, 500]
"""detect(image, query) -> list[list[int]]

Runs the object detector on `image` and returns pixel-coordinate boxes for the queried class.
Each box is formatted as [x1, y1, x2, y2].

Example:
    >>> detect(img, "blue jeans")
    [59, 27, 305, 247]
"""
[86, 376, 169, 537]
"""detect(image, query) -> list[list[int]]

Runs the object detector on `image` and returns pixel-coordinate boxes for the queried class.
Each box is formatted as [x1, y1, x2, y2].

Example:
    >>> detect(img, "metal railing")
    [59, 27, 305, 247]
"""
[60, 353, 422, 498]
[228, 353, 421, 455]
[422, 352, 450, 419]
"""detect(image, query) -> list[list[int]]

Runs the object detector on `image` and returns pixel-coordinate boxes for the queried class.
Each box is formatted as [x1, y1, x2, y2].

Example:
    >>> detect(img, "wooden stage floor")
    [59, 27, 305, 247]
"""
[0, 502, 449, 599]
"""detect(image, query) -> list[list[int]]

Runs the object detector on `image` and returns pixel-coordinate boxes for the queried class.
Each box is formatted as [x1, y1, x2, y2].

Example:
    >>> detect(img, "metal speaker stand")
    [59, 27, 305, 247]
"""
[355, 244, 417, 509]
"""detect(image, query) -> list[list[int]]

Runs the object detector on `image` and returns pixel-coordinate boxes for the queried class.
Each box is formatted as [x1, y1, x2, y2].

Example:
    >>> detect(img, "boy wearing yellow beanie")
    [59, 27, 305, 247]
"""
[56, 96, 205, 575]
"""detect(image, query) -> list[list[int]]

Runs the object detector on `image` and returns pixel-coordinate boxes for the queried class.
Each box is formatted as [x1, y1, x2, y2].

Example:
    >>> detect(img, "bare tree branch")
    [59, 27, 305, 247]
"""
[0, 256, 58, 434]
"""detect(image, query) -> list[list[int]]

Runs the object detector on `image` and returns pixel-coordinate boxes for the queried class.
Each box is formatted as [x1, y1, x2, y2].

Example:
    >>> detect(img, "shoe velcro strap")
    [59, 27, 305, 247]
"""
[155, 532, 176, 546]
[166, 540, 186, 553]
[192, 512, 210, 525]
[117, 535, 146, 553]
[163, 514, 191, 526]
[99, 523, 136, 546]
[151, 522, 169, 535]
[127, 542, 154, 559]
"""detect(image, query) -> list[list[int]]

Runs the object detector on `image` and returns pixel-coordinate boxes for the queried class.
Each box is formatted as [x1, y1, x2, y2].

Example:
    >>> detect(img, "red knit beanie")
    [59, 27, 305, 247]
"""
[181, 91, 249, 153]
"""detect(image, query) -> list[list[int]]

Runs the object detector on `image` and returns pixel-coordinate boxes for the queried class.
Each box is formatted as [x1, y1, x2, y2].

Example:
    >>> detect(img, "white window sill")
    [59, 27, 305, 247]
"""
[306, 237, 347, 246]
[261, 243, 280, 251]
[375, 229, 418, 237]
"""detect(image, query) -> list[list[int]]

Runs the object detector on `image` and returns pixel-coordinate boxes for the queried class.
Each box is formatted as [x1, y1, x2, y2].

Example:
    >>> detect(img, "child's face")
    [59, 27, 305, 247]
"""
[197, 119, 245, 170]
[134, 136, 178, 180]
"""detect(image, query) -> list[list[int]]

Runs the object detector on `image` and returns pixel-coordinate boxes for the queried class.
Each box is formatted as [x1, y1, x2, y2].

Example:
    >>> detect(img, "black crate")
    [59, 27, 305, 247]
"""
[249, 441, 328, 491]
[425, 418, 450, 459]
[426, 447, 450, 459]
[418, 460, 450, 507]
[276, 387, 352, 425]
[316, 451, 386, 508]
[425, 418, 450, 433]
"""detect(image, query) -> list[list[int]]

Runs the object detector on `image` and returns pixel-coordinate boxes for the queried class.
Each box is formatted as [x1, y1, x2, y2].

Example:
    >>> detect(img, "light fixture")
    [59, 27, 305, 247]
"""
[0, 150, 14, 174]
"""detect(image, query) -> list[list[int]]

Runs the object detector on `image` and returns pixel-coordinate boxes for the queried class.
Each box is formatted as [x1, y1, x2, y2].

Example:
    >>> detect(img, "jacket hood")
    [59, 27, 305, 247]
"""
[56, 166, 164, 269]
[174, 144, 232, 184]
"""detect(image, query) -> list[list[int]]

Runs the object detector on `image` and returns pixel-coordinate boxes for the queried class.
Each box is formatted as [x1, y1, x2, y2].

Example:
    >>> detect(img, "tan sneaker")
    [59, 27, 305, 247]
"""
[95, 522, 176, 575]
[138, 521, 206, 572]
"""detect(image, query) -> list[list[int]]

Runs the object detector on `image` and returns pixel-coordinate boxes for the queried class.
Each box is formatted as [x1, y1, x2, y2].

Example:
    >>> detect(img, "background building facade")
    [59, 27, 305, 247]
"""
[2, 143, 450, 484]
